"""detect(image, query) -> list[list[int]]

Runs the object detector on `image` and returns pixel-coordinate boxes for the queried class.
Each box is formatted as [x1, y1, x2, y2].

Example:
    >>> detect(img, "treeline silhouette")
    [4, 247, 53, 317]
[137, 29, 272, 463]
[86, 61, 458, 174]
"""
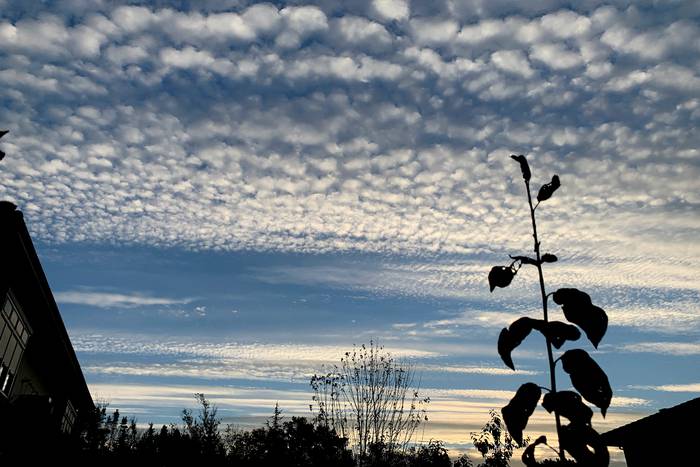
[69, 394, 475, 467]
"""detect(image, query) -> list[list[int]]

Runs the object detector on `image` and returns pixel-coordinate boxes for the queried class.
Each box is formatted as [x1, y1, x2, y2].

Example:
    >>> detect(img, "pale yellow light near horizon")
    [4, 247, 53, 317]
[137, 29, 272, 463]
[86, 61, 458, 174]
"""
[90, 381, 637, 465]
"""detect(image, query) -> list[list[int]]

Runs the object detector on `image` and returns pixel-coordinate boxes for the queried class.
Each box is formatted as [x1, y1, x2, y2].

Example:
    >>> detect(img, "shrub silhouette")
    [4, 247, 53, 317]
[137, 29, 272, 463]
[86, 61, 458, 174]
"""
[488, 155, 611, 466]
[73, 396, 464, 466]
[470, 409, 525, 467]
[76, 396, 356, 466]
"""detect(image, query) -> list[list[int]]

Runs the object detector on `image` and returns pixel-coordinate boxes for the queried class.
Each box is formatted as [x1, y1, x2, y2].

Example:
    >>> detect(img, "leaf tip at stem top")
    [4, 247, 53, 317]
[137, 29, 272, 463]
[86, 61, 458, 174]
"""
[510, 154, 531, 182]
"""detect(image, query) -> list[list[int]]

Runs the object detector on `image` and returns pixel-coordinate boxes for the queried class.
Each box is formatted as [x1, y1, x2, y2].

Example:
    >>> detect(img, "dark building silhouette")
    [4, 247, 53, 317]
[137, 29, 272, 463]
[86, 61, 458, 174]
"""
[0, 201, 93, 450]
[601, 397, 700, 466]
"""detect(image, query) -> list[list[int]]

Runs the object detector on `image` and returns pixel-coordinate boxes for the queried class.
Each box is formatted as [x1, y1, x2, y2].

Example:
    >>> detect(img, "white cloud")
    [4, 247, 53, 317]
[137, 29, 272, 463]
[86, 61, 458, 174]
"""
[334, 16, 392, 50]
[69, 25, 107, 57]
[410, 18, 459, 46]
[55, 291, 191, 308]
[160, 46, 216, 68]
[530, 42, 583, 69]
[600, 20, 700, 61]
[539, 10, 592, 39]
[74, 333, 444, 383]
[420, 365, 539, 376]
[276, 5, 328, 48]
[372, 0, 410, 22]
[425, 388, 647, 408]
[105, 44, 148, 65]
[491, 50, 535, 77]
[241, 4, 282, 35]
[633, 383, 700, 393]
[619, 342, 700, 356]
[456, 19, 508, 45]
[73, 334, 440, 361]
[111, 6, 156, 33]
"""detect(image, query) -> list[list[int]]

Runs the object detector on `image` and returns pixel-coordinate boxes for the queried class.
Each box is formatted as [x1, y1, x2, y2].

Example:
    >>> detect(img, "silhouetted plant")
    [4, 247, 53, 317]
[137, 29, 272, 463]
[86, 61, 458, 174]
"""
[452, 453, 474, 467]
[79, 401, 111, 452]
[310, 341, 429, 462]
[488, 155, 611, 466]
[358, 439, 453, 467]
[470, 409, 526, 467]
[411, 440, 452, 467]
[182, 393, 224, 457]
[75, 395, 468, 466]
[224, 407, 355, 467]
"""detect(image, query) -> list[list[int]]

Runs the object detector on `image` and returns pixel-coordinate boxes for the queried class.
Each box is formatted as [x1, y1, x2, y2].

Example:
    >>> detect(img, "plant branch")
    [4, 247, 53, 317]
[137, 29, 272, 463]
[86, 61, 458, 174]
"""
[544, 442, 561, 456]
[509, 254, 538, 266]
[524, 179, 565, 462]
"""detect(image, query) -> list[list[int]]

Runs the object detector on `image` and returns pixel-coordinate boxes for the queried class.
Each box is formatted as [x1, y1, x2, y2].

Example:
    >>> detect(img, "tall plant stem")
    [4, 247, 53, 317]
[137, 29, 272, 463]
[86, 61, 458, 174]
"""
[524, 180, 565, 461]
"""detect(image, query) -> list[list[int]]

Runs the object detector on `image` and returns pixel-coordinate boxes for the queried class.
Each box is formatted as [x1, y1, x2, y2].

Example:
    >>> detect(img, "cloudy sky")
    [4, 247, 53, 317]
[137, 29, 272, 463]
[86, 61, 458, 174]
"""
[2, 0, 699, 461]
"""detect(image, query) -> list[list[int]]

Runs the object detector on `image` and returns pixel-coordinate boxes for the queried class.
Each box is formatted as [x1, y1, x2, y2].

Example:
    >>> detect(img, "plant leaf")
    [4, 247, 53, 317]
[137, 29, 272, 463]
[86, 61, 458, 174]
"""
[559, 423, 609, 467]
[488, 265, 516, 292]
[540, 253, 558, 263]
[541, 391, 593, 426]
[536, 175, 560, 202]
[501, 383, 541, 445]
[560, 349, 612, 417]
[510, 154, 531, 182]
[552, 288, 608, 348]
[498, 317, 539, 370]
[521, 435, 547, 467]
[540, 321, 581, 349]
[499, 319, 579, 368]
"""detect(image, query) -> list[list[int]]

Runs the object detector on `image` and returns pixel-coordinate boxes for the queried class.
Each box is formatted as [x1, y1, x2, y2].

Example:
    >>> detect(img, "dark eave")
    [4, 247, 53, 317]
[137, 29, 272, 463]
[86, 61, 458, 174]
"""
[601, 397, 700, 447]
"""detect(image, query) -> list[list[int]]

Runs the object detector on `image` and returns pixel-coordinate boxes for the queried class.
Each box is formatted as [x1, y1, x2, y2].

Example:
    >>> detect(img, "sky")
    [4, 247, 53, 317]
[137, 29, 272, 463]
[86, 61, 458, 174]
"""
[1, 0, 699, 463]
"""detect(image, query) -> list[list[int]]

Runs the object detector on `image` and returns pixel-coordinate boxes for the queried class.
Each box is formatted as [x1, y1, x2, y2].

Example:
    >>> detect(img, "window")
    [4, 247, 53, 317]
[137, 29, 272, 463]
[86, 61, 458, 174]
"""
[61, 400, 76, 434]
[0, 292, 31, 396]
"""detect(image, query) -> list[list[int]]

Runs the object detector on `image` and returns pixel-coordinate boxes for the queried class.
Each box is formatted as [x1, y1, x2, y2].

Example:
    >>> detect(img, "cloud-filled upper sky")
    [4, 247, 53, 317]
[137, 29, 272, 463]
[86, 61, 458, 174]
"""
[2, 0, 699, 460]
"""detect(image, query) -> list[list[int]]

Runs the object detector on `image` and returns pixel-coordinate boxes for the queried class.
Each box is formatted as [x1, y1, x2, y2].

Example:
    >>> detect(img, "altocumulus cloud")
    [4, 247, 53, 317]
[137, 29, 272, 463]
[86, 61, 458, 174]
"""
[1, 1, 699, 334]
[55, 290, 193, 308]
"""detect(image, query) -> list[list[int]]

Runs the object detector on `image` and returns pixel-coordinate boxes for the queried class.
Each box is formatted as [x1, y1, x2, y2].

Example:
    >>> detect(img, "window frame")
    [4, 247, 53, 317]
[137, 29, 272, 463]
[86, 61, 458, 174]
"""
[61, 399, 77, 435]
[0, 291, 32, 397]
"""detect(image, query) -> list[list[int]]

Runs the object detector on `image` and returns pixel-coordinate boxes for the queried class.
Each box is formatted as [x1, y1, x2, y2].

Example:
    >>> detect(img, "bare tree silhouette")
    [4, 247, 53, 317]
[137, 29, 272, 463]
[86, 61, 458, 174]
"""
[310, 341, 429, 463]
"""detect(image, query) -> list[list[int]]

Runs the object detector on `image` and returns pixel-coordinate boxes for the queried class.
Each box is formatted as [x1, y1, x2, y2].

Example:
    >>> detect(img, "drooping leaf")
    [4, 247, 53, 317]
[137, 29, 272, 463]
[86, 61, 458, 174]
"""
[540, 253, 558, 263]
[488, 265, 516, 292]
[560, 349, 612, 417]
[540, 321, 581, 349]
[541, 391, 593, 426]
[559, 423, 609, 467]
[499, 319, 578, 366]
[0, 130, 7, 161]
[536, 175, 560, 202]
[498, 329, 516, 370]
[552, 288, 608, 348]
[501, 383, 542, 445]
[521, 435, 547, 467]
[510, 154, 531, 182]
[498, 317, 540, 370]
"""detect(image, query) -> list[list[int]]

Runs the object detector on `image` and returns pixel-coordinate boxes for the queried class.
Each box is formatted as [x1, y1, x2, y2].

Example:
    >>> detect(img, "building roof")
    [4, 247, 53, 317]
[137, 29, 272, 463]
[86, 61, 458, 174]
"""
[0, 201, 93, 413]
[601, 397, 700, 447]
